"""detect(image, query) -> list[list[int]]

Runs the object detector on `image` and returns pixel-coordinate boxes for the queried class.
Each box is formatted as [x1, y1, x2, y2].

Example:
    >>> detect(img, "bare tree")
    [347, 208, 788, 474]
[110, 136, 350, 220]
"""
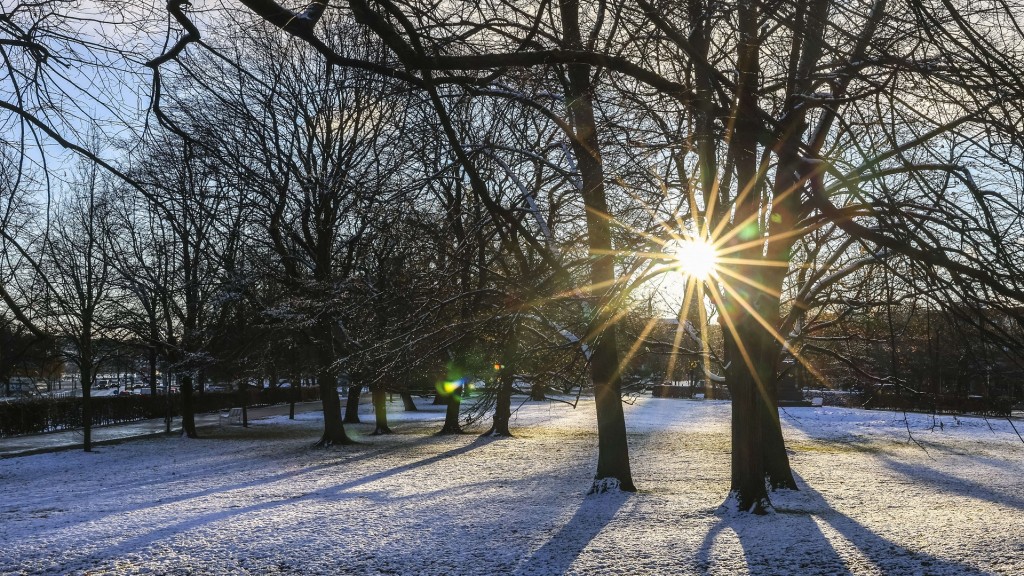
[37, 162, 119, 451]
[156, 17, 413, 445]
[182, 0, 1024, 512]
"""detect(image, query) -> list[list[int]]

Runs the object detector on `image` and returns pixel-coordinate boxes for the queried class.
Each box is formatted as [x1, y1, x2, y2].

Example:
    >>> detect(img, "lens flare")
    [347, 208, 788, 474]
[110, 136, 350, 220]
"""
[437, 379, 463, 395]
[670, 237, 719, 280]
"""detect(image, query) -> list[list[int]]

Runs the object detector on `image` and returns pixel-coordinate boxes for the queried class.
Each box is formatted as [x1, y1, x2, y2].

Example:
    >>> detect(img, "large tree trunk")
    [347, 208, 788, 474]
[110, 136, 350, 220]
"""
[315, 371, 351, 446]
[724, 295, 797, 512]
[486, 362, 514, 437]
[438, 383, 463, 434]
[313, 318, 351, 446]
[721, 1, 797, 511]
[179, 372, 198, 438]
[759, 328, 797, 490]
[344, 384, 361, 423]
[724, 322, 770, 514]
[589, 332, 635, 493]
[371, 386, 392, 435]
[558, 0, 635, 494]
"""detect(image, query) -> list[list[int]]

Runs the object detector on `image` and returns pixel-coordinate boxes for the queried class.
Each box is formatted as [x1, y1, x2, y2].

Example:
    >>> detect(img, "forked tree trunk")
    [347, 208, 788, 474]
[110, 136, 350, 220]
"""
[721, 1, 799, 511]
[371, 386, 392, 435]
[344, 384, 362, 423]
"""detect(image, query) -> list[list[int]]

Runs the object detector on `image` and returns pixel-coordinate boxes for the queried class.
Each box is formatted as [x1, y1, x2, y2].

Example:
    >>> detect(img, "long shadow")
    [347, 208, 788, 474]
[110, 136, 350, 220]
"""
[877, 453, 1024, 510]
[69, 436, 494, 567]
[796, 476, 988, 574]
[784, 411, 1024, 510]
[695, 486, 848, 575]
[56, 433, 490, 537]
[513, 491, 629, 576]
[696, 472, 987, 574]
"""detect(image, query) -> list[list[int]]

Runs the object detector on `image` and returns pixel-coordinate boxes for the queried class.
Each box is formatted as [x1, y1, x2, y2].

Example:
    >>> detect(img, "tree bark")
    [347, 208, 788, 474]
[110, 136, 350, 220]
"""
[720, 1, 795, 511]
[179, 372, 198, 438]
[486, 361, 515, 437]
[313, 318, 351, 446]
[725, 320, 770, 514]
[438, 384, 463, 434]
[529, 381, 545, 401]
[80, 369, 93, 452]
[344, 384, 362, 423]
[487, 318, 521, 438]
[315, 375, 351, 446]
[558, 0, 635, 494]
[371, 386, 392, 435]
[589, 332, 635, 493]
[148, 345, 158, 396]
[400, 390, 417, 411]
[289, 375, 298, 420]
[758, 327, 797, 490]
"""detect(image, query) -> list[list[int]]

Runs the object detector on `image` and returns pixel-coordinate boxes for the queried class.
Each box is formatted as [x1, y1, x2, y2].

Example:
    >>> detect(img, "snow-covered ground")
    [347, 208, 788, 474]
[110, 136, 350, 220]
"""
[1, 396, 1022, 575]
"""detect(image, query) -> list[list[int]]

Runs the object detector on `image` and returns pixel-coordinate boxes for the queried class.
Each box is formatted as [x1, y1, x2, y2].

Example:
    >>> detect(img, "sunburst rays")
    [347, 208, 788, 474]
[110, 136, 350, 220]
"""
[494, 169, 832, 402]
[542, 189, 832, 401]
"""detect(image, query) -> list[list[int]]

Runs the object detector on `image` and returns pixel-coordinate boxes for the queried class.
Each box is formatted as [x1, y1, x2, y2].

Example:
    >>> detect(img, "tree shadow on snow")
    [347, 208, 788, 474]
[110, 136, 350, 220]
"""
[695, 472, 987, 575]
[61, 435, 493, 562]
[512, 491, 628, 576]
[876, 453, 1024, 511]
[74, 440, 398, 526]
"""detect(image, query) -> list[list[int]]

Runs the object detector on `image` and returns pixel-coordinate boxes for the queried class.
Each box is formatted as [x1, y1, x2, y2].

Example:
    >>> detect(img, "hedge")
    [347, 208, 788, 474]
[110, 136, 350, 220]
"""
[0, 386, 321, 438]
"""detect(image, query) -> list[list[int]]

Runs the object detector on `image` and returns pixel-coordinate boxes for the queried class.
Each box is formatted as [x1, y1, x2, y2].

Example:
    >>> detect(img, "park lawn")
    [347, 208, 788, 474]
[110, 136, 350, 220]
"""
[1, 395, 1022, 575]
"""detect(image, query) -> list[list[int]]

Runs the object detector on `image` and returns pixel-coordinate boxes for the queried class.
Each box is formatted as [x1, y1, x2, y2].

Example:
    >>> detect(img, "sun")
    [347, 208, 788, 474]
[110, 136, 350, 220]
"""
[670, 237, 719, 280]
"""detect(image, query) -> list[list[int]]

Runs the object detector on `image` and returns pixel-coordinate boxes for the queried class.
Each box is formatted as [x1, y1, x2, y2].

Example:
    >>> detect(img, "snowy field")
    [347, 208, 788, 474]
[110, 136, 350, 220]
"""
[2, 395, 1023, 575]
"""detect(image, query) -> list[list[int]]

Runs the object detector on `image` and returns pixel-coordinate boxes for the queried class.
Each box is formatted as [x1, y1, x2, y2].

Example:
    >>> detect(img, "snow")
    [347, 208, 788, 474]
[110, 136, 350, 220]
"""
[2, 397, 1023, 575]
